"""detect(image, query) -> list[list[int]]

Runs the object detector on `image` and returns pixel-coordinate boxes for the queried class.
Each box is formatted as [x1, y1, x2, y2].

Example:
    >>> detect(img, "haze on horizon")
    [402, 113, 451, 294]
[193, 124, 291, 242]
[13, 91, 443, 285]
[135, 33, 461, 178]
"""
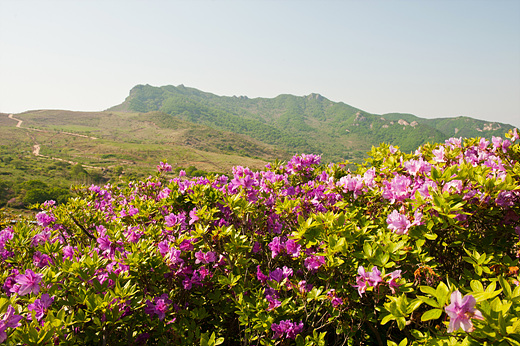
[1, 0, 519, 128]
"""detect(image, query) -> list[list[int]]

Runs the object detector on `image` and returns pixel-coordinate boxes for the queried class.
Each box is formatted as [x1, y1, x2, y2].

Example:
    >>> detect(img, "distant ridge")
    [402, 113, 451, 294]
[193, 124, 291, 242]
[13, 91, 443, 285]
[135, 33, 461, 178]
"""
[109, 84, 515, 162]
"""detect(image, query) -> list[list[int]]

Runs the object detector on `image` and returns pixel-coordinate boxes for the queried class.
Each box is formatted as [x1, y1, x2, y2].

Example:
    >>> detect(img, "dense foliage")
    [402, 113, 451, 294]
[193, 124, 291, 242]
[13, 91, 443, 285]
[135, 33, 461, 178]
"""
[1, 129, 520, 345]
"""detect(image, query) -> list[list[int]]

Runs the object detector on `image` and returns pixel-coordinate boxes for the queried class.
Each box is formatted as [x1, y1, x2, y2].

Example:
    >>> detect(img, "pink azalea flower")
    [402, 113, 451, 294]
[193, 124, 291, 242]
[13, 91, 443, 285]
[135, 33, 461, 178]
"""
[304, 255, 325, 270]
[256, 265, 267, 284]
[386, 210, 411, 235]
[266, 295, 281, 311]
[27, 293, 54, 321]
[0, 306, 23, 342]
[386, 270, 402, 294]
[445, 290, 483, 333]
[268, 237, 284, 258]
[12, 269, 43, 296]
[194, 250, 216, 264]
[35, 212, 56, 227]
[285, 239, 301, 258]
[62, 245, 75, 260]
[271, 320, 304, 339]
[157, 161, 172, 172]
[432, 146, 446, 163]
[165, 213, 180, 227]
[189, 208, 199, 225]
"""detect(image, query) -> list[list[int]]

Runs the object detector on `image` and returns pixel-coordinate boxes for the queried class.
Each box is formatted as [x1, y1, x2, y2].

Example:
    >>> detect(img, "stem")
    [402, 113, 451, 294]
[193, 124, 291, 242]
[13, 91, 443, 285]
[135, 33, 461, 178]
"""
[366, 320, 384, 346]
[70, 214, 96, 240]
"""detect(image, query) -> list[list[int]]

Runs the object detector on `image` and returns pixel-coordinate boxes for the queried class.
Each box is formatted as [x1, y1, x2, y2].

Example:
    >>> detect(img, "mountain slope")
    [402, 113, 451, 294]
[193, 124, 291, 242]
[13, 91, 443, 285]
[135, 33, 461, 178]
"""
[110, 84, 516, 161]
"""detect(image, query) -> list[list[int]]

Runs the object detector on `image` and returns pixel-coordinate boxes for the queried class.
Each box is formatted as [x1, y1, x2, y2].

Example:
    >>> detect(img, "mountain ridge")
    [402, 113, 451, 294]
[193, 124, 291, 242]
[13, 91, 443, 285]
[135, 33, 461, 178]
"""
[109, 84, 515, 161]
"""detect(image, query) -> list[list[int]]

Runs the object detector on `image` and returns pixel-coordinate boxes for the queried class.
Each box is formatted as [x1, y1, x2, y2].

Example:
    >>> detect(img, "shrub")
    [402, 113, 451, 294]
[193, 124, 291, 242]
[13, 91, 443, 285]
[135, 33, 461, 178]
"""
[0, 130, 519, 345]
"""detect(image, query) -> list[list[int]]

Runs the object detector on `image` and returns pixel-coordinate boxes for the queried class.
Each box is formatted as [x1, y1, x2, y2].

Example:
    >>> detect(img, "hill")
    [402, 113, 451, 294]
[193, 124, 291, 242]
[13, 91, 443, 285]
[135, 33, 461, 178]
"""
[0, 110, 277, 208]
[110, 84, 515, 161]
[1, 85, 516, 208]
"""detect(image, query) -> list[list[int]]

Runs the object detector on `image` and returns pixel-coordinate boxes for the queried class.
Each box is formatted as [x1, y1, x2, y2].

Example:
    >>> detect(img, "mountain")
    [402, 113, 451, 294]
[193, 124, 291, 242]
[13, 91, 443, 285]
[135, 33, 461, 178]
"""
[109, 84, 515, 161]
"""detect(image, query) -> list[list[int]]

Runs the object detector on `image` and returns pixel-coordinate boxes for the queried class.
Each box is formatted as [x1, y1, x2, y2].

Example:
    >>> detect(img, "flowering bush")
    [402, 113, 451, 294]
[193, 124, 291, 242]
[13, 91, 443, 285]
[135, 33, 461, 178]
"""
[1, 129, 520, 345]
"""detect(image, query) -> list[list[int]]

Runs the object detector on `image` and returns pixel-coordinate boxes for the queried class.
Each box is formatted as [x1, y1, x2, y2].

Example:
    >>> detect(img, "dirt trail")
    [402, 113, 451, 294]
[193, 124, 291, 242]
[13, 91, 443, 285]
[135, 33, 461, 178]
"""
[6, 113, 97, 139]
[8, 114, 23, 127]
[6, 113, 102, 170]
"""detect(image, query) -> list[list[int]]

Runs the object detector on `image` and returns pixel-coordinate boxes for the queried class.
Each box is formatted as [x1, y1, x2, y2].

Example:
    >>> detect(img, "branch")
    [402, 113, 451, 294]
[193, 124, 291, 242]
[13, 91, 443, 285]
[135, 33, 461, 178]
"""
[69, 214, 96, 240]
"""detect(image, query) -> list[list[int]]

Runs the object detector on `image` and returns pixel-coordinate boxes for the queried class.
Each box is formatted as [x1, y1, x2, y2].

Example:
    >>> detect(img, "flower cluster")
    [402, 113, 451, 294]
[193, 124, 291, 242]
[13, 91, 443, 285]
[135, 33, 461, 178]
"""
[271, 319, 304, 339]
[445, 291, 483, 333]
[0, 306, 22, 343]
[0, 130, 518, 344]
[354, 266, 402, 296]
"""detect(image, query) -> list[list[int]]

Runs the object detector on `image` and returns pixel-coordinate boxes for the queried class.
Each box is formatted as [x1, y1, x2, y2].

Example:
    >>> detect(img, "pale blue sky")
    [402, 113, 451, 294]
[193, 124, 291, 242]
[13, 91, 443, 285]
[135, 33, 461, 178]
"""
[1, 0, 519, 128]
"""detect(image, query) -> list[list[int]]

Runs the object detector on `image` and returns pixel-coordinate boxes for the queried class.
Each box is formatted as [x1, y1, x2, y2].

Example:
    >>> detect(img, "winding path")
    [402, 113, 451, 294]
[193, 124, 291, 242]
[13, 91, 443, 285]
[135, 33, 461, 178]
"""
[8, 114, 23, 127]
[6, 113, 102, 170]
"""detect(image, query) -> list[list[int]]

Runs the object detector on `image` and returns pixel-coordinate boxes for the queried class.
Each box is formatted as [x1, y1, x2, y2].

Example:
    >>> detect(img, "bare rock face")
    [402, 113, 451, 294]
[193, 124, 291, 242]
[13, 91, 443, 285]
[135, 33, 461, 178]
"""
[477, 123, 502, 132]
[307, 93, 323, 101]
[398, 119, 409, 126]
[354, 112, 366, 122]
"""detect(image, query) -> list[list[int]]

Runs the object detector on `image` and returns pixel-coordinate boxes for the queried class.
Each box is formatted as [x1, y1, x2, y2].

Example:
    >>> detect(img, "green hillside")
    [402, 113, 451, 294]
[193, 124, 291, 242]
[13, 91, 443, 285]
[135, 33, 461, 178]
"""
[1, 85, 517, 209]
[0, 110, 275, 208]
[110, 84, 516, 161]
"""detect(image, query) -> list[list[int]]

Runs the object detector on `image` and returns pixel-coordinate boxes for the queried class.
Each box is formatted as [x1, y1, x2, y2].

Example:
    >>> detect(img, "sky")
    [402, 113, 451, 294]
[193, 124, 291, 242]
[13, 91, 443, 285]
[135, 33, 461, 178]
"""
[1, 0, 519, 128]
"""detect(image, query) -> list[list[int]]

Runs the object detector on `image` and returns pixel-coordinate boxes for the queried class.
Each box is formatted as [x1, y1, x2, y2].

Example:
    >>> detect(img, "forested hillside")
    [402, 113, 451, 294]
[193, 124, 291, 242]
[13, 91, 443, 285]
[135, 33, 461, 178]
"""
[110, 84, 515, 161]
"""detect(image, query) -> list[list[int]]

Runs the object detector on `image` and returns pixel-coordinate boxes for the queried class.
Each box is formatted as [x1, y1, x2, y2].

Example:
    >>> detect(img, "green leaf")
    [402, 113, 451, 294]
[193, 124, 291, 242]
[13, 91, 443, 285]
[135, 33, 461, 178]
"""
[472, 289, 502, 302]
[470, 280, 484, 293]
[499, 276, 512, 299]
[421, 308, 443, 321]
[381, 314, 394, 325]
[396, 317, 406, 330]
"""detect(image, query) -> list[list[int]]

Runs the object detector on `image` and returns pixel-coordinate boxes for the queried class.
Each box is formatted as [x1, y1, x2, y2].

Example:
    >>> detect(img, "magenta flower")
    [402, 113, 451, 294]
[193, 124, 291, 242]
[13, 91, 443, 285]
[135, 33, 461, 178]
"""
[386, 210, 411, 235]
[62, 245, 75, 260]
[157, 187, 171, 199]
[35, 211, 56, 227]
[269, 266, 293, 283]
[179, 239, 194, 252]
[127, 206, 139, 216]
[194, 250, 216, 264]
[165, 213, 180, 227]
[252, 241, 262, 253]
[386, 270, 402, 294]
[285, 239, 301, 258]
[165, 249, 184, 266]
[189, 208, 199, 225]
[256, 265, 267, 284]
[157, 161, 172, 172]
[0, 306, 23, 342]
[27, 293, 54, 321]
[304, 255, 326, 270]
[338, 174, 364, 198]
[382, 175, 411, 203]
[445, 290, 483, 333]
[268, 237, 284, 258]
[327, 289, 344, 308]
[432, 146, 446, 163]
[266, 295, 281, 311]
[33, 251, 53, 268]
[271, 320, 304, 339]
[144, 294, 171, 320]
[368, 266, 383, 286]
[404, 157, 431, 176]
[12, 269, 43, 296]
[354, 266, 383, 296]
